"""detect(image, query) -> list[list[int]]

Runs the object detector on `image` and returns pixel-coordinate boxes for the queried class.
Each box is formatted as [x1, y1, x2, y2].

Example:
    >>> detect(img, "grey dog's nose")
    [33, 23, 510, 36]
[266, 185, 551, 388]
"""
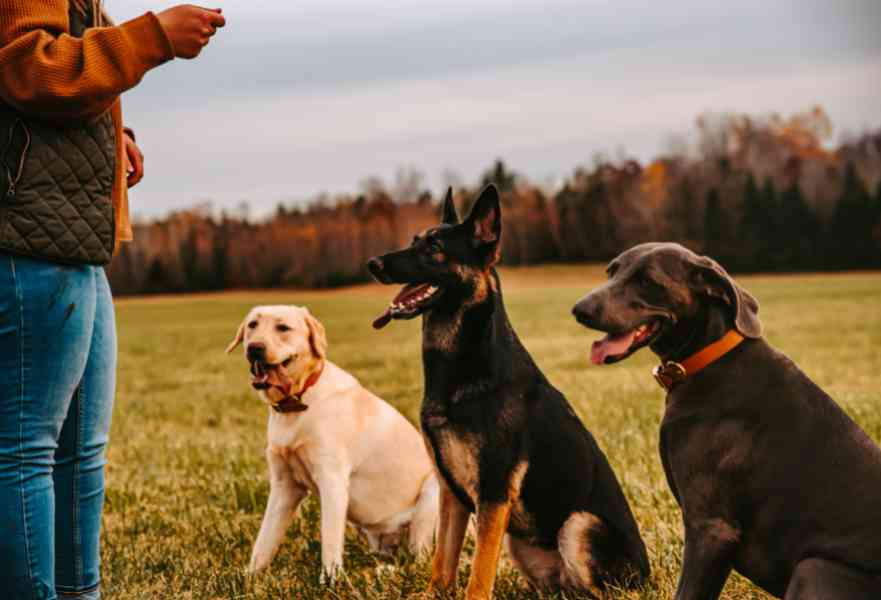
[246, 343, 266, 363]
[572, 296, 600, 325]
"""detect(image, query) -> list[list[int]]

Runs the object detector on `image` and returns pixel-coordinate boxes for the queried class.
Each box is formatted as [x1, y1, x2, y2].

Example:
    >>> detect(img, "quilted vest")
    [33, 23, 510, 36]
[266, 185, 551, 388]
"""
[0, 3, 117, 266]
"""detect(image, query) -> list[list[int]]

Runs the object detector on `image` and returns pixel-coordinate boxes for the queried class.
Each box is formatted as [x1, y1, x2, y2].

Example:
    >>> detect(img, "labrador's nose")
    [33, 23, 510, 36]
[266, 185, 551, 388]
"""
[246, 343, 266, 363]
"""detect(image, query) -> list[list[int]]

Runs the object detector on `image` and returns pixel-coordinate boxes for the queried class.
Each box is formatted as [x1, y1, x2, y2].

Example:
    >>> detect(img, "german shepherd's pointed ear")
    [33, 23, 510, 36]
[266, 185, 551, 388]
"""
[466, 185, 501, 243]
[690, 255, 762, 338]
[465, 184, 502, 264]
[441, 187, 459, 225]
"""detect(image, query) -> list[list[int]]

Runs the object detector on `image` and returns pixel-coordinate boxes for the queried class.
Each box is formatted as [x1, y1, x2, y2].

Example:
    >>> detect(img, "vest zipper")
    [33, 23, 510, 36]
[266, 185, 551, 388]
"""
[2, 119, 31, 201]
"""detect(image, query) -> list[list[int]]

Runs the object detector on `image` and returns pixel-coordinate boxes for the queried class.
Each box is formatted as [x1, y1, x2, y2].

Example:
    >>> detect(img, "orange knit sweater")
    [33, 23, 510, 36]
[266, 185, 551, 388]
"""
[0, 1, 175, 250]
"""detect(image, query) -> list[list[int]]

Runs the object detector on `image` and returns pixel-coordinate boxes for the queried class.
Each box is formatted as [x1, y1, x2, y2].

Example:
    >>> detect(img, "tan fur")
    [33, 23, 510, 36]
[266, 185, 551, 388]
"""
[230, 306, 438, 580]
[428, 478, 470, 592]
[423, 272, 491, 352]
[557, 511, 604, 596]
[506, 536, 563, 588]
[433, 430, 482, 505]
[467, 502, 512, 600]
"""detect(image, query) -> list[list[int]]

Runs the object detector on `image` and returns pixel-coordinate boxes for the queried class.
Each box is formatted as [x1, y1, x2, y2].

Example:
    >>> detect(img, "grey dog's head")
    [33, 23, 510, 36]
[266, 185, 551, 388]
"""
[572, 242, 762, 365]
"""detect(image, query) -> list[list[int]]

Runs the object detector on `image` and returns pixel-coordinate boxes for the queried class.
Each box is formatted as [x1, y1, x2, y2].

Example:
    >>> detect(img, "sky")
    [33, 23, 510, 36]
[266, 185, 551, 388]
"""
[110, 0, 881, 218]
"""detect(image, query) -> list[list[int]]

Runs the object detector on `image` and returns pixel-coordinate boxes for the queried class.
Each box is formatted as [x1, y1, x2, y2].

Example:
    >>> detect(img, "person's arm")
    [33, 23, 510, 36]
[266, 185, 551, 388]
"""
[0, 2, 175, 121]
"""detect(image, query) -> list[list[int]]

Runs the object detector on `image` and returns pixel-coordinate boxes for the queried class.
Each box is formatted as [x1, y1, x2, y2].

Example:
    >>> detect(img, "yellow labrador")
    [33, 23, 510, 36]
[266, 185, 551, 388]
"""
[227, 305, 438, 579]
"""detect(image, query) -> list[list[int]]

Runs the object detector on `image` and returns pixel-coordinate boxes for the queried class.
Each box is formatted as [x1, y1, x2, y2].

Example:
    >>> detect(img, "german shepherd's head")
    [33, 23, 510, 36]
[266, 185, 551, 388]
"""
[367, 184, 501, 329]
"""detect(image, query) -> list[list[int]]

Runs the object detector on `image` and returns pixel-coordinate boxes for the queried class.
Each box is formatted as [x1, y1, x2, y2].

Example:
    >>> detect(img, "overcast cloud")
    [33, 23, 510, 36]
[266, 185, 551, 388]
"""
[110, 0, 881, 218]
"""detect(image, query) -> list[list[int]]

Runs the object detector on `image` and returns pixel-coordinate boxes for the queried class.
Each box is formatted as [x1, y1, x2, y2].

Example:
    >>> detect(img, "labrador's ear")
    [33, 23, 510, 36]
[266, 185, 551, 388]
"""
[690, 255, 762, 338]
[225, 319, 246, 354]
[441, 187, 459, 225]
[303, 309, 328, 360]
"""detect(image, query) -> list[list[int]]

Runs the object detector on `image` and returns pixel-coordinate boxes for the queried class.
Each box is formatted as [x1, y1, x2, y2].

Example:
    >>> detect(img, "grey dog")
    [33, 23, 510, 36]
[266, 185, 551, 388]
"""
[572, 242, 881, 600]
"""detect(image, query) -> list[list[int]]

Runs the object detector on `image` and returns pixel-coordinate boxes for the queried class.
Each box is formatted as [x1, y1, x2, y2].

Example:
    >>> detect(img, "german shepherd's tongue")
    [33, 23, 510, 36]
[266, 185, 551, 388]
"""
[372, 283, 434, 330]
[590, 330, 637, 365]
[372, 309, 393, 330]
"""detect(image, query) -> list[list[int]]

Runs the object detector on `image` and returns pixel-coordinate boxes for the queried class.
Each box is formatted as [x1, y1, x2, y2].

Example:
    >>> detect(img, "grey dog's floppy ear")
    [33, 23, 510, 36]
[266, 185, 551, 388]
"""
[303, 309, 327, 360]
[691, 255, 762, 338]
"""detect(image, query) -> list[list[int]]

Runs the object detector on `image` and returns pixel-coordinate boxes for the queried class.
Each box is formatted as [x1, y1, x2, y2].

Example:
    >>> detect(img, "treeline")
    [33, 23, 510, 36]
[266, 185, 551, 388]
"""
[107, 108, 881, 294]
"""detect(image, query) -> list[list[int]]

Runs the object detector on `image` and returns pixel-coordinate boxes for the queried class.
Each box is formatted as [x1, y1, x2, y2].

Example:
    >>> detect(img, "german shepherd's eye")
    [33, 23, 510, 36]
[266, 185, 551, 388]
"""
[276, 324, 291, 333]
[426, 239, 443, 253]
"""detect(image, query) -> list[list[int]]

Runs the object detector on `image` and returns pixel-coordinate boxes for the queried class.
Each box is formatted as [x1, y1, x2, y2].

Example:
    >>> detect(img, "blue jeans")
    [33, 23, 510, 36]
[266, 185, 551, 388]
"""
[0, 255, 116, 600]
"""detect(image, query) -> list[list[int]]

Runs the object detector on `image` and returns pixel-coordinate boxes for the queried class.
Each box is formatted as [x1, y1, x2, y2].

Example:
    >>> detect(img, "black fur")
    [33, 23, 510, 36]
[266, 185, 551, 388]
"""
[369, 185, 649, 591]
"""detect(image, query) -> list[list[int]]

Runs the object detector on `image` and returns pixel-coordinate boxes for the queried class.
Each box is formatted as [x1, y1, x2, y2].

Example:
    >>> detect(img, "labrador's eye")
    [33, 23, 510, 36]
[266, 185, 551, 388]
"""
[282, 357, 293, 367]
[247, 321, 257, 329]
[276, 324, 291, 333]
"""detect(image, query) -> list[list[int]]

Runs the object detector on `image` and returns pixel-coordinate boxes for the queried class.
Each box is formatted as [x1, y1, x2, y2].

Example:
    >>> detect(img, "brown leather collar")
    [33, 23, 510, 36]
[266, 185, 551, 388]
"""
[272, 364, 324, 413]
[653, 330, 744, 392]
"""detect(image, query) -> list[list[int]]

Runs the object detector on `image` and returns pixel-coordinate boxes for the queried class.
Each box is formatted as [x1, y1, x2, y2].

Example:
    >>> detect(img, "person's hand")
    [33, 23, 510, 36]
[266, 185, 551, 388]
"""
[123, 131, 144, 188]
[156, 5, 226, 59]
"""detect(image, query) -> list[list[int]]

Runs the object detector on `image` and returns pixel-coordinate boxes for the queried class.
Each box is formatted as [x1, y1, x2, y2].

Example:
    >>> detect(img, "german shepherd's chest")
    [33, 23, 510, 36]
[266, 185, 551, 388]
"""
[421, 409, 537, 539]
[420, 415, 481, 511]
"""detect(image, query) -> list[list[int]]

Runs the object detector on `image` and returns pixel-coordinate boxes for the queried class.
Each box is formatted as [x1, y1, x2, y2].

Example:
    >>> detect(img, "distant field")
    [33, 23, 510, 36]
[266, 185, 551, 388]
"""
[103, 265, 881, 599]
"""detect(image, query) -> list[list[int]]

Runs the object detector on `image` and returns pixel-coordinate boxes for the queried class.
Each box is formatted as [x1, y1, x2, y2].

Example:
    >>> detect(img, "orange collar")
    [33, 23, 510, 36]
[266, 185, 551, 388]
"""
[652, 330, 744, 392]
[273, 363, 324, 414]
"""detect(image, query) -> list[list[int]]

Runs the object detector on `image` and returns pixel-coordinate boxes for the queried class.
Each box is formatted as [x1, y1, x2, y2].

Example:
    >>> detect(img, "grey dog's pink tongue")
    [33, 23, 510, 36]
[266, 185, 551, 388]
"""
[590, 330, 637, 365]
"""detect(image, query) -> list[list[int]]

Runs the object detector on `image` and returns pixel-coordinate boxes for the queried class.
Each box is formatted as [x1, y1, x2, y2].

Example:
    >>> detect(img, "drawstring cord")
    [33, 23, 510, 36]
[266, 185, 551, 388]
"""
[2, 119, 31, 200]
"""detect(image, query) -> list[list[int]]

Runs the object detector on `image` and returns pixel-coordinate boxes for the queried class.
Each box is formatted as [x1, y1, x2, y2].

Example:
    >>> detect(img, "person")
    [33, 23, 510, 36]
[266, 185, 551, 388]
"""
[0, 2, 225, 598]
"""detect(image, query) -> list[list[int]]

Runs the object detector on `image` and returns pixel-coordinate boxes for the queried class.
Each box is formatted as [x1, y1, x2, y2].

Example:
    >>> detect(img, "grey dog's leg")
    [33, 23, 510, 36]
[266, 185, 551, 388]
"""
[784, 558, 881, 600]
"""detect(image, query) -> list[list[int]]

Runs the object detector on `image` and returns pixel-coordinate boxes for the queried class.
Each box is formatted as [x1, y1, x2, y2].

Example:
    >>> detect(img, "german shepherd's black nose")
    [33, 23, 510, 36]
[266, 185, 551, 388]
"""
[367, 257, 391, 283]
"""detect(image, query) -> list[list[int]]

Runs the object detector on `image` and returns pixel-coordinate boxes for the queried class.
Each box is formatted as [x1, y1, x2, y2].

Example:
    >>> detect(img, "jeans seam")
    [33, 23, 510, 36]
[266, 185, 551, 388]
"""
[73, 382, 85, 586]
[10, 255, 37, 590]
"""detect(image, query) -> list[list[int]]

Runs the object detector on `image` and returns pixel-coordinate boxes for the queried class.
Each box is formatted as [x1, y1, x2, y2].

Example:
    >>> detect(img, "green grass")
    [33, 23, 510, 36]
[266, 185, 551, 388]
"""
[103, 266, 881, 599]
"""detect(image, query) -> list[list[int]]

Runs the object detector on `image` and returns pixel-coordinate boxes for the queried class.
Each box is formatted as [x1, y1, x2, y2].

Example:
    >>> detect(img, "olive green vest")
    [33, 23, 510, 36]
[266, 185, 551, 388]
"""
[0, 3, 117, 265]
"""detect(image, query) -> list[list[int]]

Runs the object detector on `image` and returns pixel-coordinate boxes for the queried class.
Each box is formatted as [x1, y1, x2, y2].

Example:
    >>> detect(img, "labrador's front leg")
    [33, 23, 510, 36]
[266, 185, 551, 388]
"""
[315, 469, 350, 582]
[249, 453, 307, 572]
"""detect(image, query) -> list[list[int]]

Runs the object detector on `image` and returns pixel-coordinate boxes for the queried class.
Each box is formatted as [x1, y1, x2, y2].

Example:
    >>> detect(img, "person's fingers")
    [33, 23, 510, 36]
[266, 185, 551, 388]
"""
[203, 10, 226, 27]
[125, 138, 144, 188]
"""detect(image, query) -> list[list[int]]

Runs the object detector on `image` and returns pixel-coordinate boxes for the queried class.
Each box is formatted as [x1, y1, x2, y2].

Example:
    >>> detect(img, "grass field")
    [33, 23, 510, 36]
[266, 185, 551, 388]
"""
[103, 265, 881, 599]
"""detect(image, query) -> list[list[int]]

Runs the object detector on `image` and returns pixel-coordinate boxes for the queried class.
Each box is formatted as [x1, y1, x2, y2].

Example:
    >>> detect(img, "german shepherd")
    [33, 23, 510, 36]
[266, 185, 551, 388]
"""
[367, 185, 649, 599]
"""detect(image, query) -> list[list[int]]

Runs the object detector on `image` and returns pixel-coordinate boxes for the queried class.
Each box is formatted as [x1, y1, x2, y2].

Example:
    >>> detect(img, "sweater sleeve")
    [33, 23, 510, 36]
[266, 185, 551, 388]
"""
[0, 1, 175, 120]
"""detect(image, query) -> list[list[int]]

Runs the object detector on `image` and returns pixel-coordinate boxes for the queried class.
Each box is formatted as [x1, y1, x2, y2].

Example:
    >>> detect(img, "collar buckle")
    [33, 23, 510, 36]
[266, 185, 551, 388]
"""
[653, 361, 687, 391]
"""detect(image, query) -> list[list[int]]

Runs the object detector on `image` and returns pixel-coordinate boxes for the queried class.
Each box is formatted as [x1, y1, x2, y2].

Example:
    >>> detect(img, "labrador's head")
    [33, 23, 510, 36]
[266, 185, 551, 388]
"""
[226, 305, 327, 404]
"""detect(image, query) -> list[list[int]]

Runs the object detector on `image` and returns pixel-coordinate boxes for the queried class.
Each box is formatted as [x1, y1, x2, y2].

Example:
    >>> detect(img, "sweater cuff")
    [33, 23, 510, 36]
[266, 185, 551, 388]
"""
[118, 12, 175, 73]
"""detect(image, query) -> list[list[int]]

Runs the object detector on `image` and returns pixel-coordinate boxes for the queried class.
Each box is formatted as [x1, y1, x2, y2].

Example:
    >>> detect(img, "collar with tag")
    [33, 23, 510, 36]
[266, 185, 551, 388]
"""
[272, 363, 324, 413]
[652, 330, 744, 392]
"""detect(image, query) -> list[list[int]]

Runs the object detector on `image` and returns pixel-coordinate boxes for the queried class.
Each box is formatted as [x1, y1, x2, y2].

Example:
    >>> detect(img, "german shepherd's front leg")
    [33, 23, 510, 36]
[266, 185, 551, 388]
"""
[428, 478, 470, 593]
[465, 500, 512, 600]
